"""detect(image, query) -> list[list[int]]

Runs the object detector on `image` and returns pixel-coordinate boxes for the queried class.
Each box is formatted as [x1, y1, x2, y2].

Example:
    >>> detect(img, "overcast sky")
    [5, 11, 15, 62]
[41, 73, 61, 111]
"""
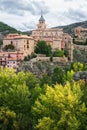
[0, 0, 87, 31]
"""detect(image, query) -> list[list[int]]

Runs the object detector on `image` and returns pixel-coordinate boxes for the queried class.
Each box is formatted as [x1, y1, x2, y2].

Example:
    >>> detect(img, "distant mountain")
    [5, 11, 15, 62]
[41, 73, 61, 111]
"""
[23, 21, 87, 36]
[1, 20, 87, 38]
[22, 30, 32, 36]
[53, 21, 87, 36]
[0, 21, 21, 39]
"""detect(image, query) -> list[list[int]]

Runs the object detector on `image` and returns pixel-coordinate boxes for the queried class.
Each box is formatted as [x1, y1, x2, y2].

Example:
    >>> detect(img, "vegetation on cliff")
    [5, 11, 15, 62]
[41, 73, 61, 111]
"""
[0, 62, 87, 129]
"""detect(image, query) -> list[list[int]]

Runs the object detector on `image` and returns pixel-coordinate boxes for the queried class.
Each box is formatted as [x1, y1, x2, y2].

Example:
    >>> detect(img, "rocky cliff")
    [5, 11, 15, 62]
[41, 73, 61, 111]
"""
[18, 61, 70, 77]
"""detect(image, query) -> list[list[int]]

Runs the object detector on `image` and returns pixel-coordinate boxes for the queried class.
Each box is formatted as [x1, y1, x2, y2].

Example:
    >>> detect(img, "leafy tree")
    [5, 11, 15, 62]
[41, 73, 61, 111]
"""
[32, 81, 87, 130]
[35, 40, 52, 56]
[0, 39, 3, 46]
[64, 49, 69, 57]
[0, 107, 19, 130]
[40, 73, 52, 87]
[51, 67, 64, 84]
[64, 70, 75, 82]
[0, 68, 32, 129]
[4, 44, 15, 51]
[85, 39, 87, 45]
[72, 62, 84, 72]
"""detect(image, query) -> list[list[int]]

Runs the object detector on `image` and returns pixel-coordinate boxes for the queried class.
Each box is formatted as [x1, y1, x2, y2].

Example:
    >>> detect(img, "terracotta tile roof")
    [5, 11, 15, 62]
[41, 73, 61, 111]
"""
[4, 34, 33, 40]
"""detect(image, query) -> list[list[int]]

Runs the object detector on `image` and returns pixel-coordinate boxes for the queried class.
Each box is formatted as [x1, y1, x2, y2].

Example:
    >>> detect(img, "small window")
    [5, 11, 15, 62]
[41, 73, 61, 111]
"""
[27, 40, 29, 44]
[11, 41, 13, 45]
[27, 45, 29, 48]
[8, 54, 11, 58]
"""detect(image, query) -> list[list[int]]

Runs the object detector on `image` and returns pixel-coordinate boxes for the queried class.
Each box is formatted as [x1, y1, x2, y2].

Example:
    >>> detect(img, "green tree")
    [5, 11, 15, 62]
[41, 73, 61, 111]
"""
[35, 40, 52, 56]
[32, 81, 87, 130]
[4, 44, 15, 50]
[40, 73, 52, 87]
[51, 67, 64, 84]
[0, 107, 19, 130]
[72, 62, 84, 72]
[0, 39, 3, 46]
[64, 49, 69, 57]
[64, 70, 75, 82]
[0, 68, 31, 130]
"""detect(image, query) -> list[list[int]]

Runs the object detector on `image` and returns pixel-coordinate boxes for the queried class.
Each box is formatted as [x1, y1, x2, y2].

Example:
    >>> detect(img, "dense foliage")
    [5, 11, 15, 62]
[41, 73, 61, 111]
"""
[4, 44, 15, 51]
[0, 39, 3, 46]
[53, 50, 64, 57]
[35, 40, 52, 56]
[0, 62, 87, 130]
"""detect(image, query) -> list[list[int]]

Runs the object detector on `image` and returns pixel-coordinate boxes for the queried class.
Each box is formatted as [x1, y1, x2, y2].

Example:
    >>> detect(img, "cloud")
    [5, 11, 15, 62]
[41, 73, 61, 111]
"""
[0, 0, 49, 16]
[64, 0, 73, 1]
[64, 8, 87, 21]
[0, 0, 87, 31]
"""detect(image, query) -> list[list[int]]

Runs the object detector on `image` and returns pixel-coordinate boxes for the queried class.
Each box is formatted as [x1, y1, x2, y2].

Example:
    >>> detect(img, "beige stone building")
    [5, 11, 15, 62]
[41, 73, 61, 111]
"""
[3, 34, 34, 56]
[31, 14, 63, 51]
[74, 26, 87, 42]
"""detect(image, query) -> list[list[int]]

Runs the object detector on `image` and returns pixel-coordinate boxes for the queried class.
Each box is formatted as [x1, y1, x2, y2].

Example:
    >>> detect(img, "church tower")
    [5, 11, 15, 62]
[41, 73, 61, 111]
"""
[37, 12, 46, 30]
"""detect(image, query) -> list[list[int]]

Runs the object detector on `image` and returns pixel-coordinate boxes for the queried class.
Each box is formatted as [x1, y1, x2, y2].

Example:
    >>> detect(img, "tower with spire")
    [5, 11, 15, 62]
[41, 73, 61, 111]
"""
[37, 11, 46, 30]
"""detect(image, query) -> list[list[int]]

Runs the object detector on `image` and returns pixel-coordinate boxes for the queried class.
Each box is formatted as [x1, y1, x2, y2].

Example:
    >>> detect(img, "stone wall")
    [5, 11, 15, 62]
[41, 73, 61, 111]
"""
[74, 44, 87, 50]
[27, 56, 68, 63]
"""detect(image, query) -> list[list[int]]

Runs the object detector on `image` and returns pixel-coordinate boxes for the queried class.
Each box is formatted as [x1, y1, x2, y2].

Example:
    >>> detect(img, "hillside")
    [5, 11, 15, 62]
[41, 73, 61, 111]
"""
[1, 20, 87, 37]
[23, 20, 87, 36]
[0, 21, 21, 38]
[53, 20, 87, 36]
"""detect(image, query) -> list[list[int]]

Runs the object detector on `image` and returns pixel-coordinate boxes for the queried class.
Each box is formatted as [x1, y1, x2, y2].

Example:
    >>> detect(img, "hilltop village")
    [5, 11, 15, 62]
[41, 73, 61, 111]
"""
[1, 14, 87, 130]
[0, 14, 87, 70]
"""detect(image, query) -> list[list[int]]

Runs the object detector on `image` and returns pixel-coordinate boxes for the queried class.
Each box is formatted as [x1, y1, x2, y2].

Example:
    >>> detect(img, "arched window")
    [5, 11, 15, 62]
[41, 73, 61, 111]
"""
[11, 41, 13, 45]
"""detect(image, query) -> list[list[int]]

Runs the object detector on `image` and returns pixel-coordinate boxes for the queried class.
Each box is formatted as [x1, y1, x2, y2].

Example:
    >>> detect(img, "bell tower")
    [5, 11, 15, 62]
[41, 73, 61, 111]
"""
[37, 11, 46, 30]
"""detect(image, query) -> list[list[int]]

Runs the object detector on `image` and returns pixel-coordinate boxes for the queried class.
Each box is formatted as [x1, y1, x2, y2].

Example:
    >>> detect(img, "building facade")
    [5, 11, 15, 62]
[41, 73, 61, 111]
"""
[32, 14, 63, 51]
[3, 34, 34, 56]
[74, 26, 87, 42]
[0, 51, 23, 68]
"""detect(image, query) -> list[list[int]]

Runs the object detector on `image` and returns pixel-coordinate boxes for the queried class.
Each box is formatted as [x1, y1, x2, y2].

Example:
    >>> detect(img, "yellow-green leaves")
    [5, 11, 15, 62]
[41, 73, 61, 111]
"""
[33, 81, 86, 130]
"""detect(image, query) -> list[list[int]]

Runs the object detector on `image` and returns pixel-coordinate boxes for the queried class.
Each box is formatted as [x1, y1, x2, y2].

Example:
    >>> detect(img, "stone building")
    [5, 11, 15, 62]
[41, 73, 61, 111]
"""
[74, 26, 87, 42]
[3, 34, 34, 56]
[32, 13, 63, 51]
[62, 33, 73, 61]
[31, 13, 73, 61]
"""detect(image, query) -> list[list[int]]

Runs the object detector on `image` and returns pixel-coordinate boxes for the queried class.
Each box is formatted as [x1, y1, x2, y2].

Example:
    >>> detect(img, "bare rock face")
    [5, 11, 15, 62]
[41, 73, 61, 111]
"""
[74, 71, 87, 84]
[18, 61, 70, 77]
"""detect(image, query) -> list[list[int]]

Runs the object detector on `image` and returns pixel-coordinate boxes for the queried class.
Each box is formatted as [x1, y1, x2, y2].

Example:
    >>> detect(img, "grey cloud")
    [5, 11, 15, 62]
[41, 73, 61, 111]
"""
[22, 22, 36, 30]
[0, 0, 49, 16]
[64, 8, 87, 21]
[64, 0, 73, 1]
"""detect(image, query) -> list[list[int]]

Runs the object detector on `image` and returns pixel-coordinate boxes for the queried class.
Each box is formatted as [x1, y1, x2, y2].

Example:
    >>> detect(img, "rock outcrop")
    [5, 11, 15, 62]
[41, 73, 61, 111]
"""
[74, 71, 87, 84]
[18, 60, 70, 77]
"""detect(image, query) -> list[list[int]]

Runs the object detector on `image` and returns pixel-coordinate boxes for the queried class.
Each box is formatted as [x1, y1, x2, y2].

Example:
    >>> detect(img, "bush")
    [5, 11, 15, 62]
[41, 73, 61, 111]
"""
[53, 50, 64, 57]
[4, 44, 15, 50]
